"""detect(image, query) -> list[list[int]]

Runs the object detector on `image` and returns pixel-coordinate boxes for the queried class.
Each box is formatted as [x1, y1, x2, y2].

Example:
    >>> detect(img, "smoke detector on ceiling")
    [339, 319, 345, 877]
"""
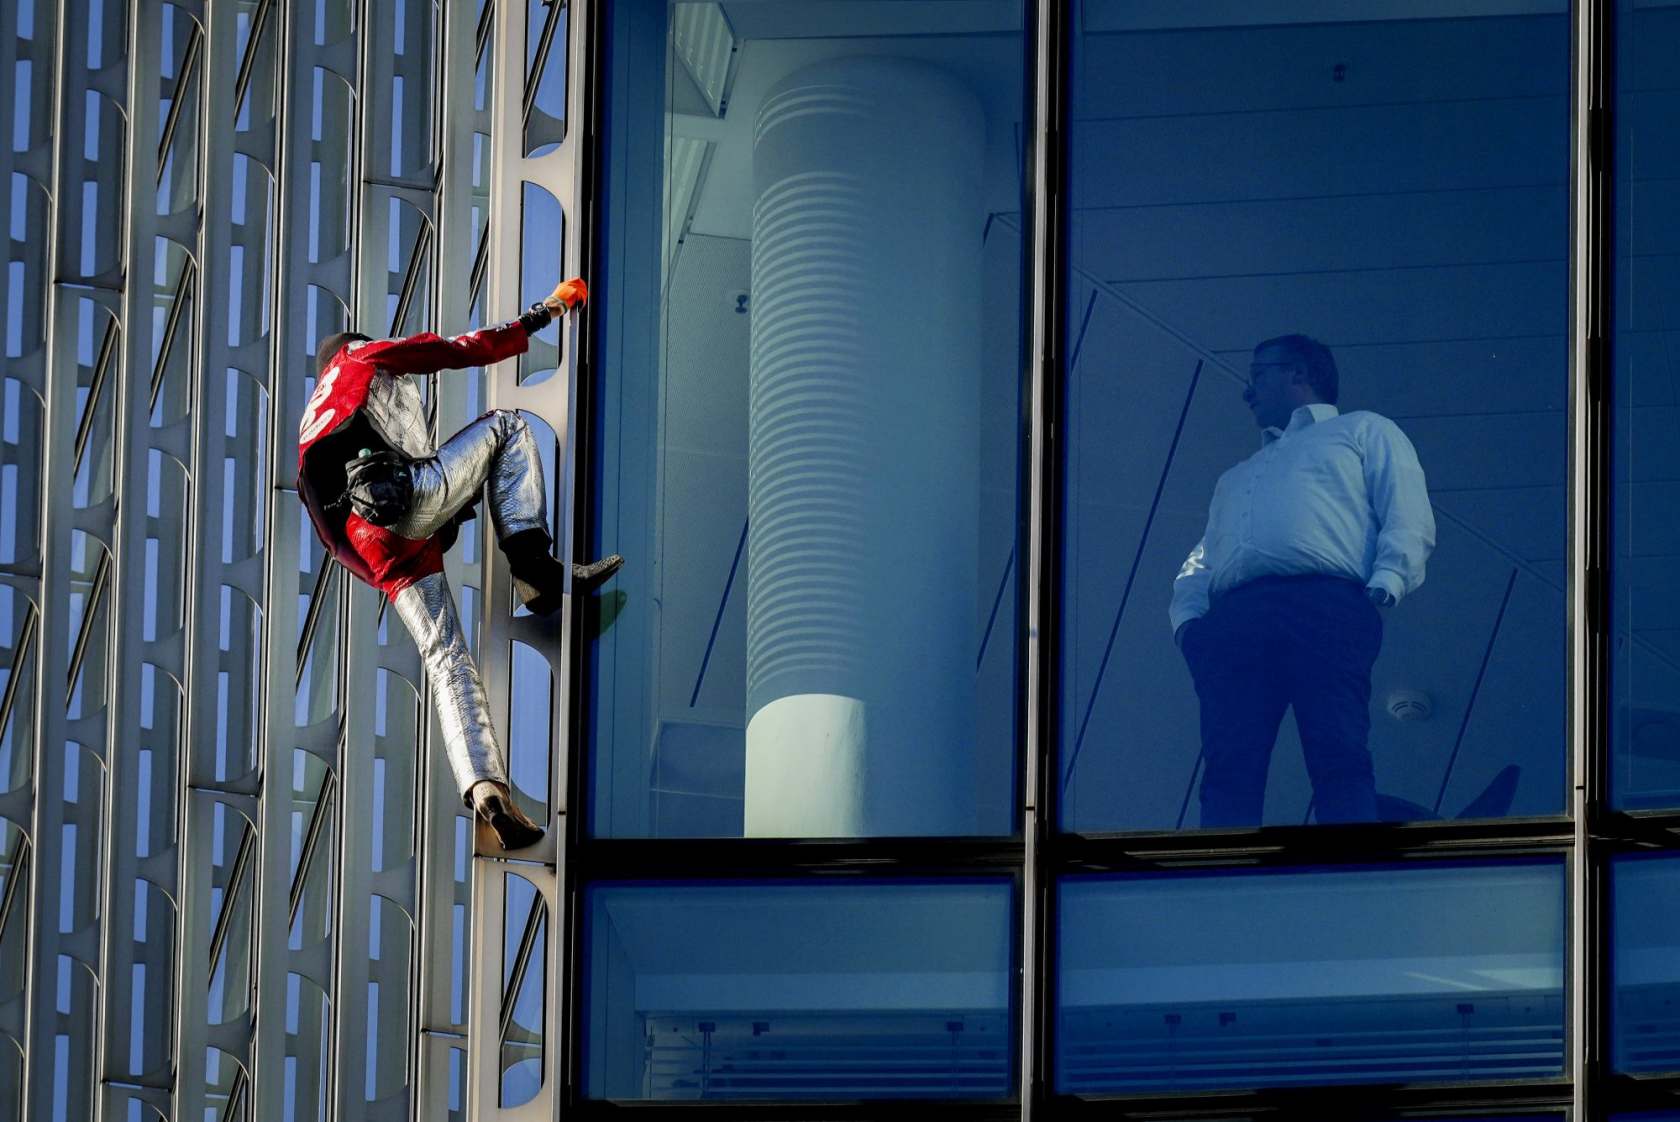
[1387, 689, 1433, 722]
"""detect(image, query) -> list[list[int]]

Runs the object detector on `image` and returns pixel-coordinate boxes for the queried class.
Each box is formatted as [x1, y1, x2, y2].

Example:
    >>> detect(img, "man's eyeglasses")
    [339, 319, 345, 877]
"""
[1246, 360, 1296, 386]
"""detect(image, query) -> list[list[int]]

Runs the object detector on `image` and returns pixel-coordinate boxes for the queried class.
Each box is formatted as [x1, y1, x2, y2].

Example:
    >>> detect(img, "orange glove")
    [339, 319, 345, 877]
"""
[543, 277, 588, 314]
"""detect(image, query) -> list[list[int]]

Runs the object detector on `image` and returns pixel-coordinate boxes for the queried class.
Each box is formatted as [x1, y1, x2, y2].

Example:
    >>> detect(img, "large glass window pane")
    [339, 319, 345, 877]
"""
[1612, 855, 1680, 1073]
[1056, 861, 1566, 1094]
[582, 879, 1015, 1101]
[587, 0, 1026, 838]
[1058, 4, 1571, 831]
[1611, 1, 1680, 809]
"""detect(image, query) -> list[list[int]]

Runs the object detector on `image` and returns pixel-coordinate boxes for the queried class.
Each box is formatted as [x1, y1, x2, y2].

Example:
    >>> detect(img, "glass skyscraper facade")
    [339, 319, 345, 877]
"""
[0, 0, 1674, 1119]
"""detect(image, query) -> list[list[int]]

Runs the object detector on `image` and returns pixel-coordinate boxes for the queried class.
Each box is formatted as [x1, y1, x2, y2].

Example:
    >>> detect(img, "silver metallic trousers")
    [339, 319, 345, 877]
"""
[388, 410, 548, 802]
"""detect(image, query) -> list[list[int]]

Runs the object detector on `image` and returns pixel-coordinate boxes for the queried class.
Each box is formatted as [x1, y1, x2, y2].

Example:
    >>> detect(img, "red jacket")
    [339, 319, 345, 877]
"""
[297, 323, 531, 595]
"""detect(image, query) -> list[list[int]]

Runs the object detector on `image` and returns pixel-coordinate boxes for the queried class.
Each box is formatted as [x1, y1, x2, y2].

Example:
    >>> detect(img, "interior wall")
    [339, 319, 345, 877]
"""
[1061, 10, 1573, 828]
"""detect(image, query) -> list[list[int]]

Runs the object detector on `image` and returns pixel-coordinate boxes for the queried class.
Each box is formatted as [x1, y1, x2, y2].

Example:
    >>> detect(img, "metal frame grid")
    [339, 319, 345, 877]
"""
[0, 0, 1661, 1120]
[467, 0, 588, 1113]
[552, 2, 1639, 1122]
[0, 0, 537, 1116]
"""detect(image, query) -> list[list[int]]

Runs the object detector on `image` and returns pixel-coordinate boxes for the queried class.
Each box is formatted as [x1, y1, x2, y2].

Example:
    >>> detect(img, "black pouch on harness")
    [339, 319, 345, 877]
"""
[343, 450, 414, 526]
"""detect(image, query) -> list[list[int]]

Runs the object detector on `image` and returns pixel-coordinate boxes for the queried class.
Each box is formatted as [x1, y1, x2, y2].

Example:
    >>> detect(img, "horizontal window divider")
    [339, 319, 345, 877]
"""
[1591, 809, 1680, 850]
[570, 1099, 1023, 1122]
[1051, 817, 1574, 870]
[571, 836, 1026, 879]
[1047, 1078, 1573, 1120]
[1601, 1071, 1680, 1111]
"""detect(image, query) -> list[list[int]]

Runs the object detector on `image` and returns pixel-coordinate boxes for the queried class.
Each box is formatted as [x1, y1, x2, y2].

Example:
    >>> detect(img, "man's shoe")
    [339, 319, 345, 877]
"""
[572, 554, 623, 592]
[503, 530, 624, 614]
[473, 784, 545, 851]
[503, 528, 569, 615]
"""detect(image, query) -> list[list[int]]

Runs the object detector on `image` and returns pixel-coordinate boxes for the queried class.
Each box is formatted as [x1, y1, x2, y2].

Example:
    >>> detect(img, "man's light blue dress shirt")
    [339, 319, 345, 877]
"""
[1170, 403, 1437, 633]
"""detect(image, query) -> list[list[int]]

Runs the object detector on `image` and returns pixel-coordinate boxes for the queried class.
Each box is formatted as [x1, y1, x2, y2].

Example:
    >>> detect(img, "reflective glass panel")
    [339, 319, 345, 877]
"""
[583, 879, 1014, 1100]
[1612, 854, 1680, 1073]
[589, 0, 1026, 837]
[1056, 861, 1566, 1093]
[1611, 0, 1680, 809]
[1058, 3, 1572, 830]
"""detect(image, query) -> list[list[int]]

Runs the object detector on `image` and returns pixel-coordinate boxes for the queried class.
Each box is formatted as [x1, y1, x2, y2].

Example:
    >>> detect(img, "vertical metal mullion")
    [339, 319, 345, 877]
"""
[563, 0, 616, 1106]
[93, 1, 176, 1116]
[1020, 0, 1068, 1118]
[557, 2, 604, 1110]
[1571, 0, 1614, 1118]
[246, 0, 352, 1108]
[417, 0, 487, 1113]
[211, 0, 269, 1098]
[330, 0, 380, 1115]
[173, 0, 263, 1111]
[467, 0, 529, 1106]
[352, 1, 449, 1112]
[0, 0, 49, 1103]
[250, 0, 331, 1112]
[468, 0, 576, 1110]
[22, 0, 121, 1116]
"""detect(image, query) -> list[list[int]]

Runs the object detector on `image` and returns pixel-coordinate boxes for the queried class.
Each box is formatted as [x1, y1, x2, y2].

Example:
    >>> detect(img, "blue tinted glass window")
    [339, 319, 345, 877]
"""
[1056, 861, 1565, 1093]
[1058, 5, 1572, 831]
[1612, 855, 1680, 1073]
[1611, 1, 1680, 808]
[589, 0, 1026, 837]
[582, 880, 1015, 1100]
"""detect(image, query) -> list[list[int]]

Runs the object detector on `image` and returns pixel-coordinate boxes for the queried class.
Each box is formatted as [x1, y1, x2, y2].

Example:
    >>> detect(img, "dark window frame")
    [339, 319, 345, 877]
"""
[557, 1, 1671, 1119]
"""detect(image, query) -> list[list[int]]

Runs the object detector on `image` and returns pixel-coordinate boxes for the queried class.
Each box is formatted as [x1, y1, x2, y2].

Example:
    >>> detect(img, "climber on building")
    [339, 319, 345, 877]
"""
[296, 277, 621, 852]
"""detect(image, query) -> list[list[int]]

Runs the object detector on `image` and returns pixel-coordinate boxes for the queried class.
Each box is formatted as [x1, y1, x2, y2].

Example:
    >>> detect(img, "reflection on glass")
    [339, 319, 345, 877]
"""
[373, 670, 419, 868]
[1059, 3, 1571, 831]
[523, 0, 568, 156]
[285, 972, 333, 1116]
[309, 68, 355, 265]
[223, 371, 269, 565]
[368, 895, 416, 1102]
[74, 302, 119, 507]
[213, 586, 262, 782]
[507, 641, 552, 811]
[501, 873, 548, 1108]
[1612, 855, 1680, 1073]
[583, 880, 1013, 1101]
[1611, 1, 1680, 810]
[1057, 861, 1566, 1094]
[386, 198, 434, 338]
[159, 3, 204, 217]
[207, 802, 255, 1027]
[79, 92, 125, 279]
[387, 0, 436, 182]
[590, 0, 1026, 838]
[1, 374, 46, 572]
[517, 183, 564, 386]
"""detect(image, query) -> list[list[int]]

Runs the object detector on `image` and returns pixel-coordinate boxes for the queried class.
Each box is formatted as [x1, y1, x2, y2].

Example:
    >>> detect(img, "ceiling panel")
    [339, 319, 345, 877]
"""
[1073, 187, 1566, 284]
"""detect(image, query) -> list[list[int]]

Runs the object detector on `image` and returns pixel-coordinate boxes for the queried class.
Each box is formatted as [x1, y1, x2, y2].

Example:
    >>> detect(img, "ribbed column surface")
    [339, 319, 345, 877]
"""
[745, 56, 982, 836]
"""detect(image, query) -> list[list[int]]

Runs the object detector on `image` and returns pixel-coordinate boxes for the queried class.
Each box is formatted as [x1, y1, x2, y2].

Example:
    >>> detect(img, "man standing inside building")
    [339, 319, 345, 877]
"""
[1170, 334, 1435, 827]
[297, 278, 621, 851]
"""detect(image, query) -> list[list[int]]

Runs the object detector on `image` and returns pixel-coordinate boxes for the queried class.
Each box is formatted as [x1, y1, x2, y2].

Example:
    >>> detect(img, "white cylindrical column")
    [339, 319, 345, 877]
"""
[745, 56, 982, 836]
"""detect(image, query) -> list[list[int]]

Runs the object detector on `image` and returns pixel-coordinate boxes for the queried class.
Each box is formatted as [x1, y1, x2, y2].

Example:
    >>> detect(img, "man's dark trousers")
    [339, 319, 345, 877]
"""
[1181, 575, 1382, 827]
